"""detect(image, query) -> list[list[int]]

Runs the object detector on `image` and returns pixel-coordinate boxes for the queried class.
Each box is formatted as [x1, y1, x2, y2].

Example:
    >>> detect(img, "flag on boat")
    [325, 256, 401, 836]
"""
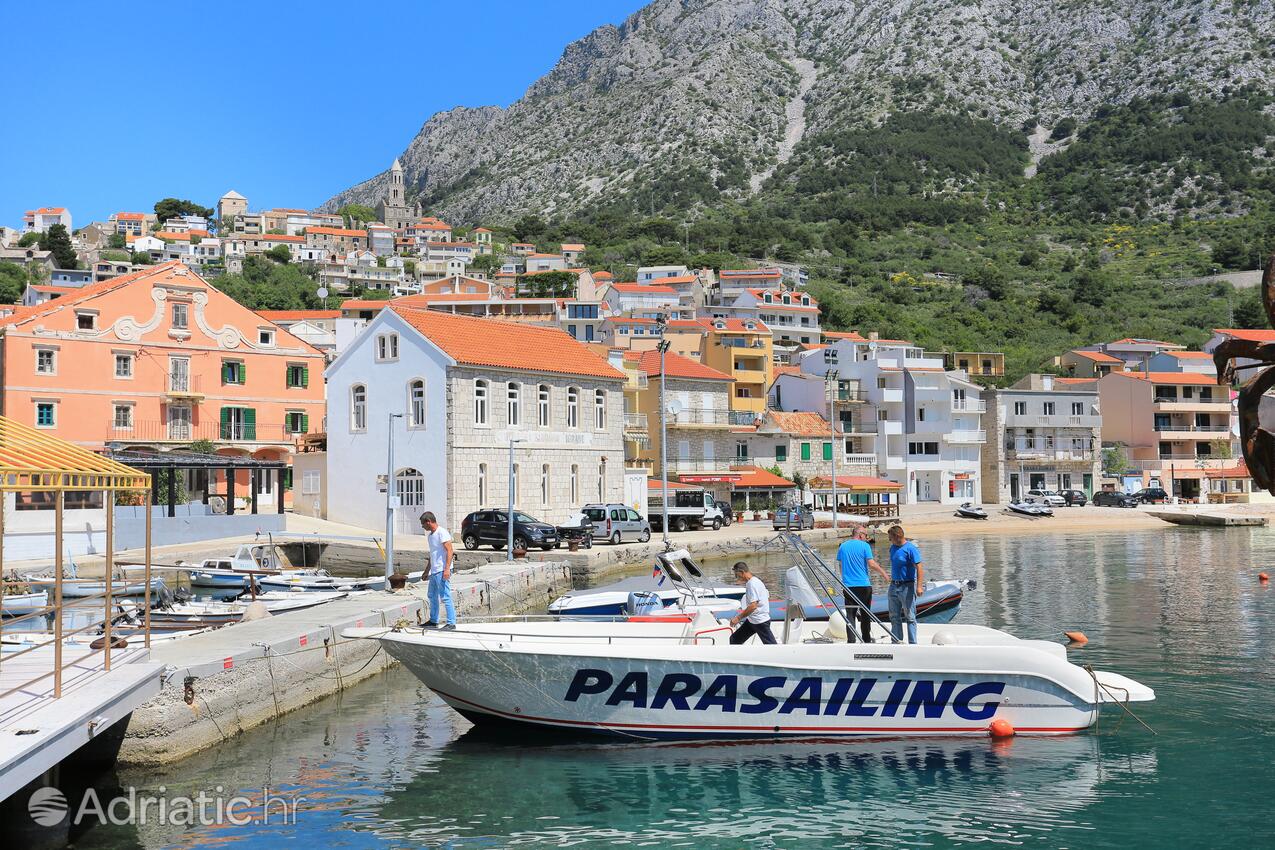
[652, 563, 665, 586]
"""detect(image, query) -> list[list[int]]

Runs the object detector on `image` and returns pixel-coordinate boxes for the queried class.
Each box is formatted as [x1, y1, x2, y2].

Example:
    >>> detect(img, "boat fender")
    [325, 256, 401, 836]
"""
[1064, 631, 1089, 645]
[988, 718, 1015, 738]
[931, 631, 958, 646]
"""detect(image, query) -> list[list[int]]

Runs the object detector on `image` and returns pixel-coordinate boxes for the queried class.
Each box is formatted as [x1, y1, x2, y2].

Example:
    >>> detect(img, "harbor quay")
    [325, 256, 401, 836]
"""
[117, 557, 569, 765]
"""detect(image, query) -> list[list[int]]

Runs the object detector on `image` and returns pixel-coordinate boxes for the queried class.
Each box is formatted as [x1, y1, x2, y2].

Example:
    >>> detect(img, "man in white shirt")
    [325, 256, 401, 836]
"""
[728, 562, 776, 645]
[420, 511, 456, 629]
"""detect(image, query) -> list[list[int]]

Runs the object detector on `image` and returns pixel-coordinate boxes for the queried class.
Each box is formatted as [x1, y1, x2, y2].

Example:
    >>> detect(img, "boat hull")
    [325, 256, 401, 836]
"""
[370, 625, 1139, 742]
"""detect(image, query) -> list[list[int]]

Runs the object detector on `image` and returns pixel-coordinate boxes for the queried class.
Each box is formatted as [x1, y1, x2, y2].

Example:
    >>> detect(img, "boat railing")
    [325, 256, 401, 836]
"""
[394, 616, 726, 645]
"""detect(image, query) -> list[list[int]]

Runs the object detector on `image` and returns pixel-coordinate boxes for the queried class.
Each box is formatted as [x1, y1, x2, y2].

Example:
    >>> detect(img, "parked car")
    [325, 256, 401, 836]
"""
[460, 510, 559, 551]
[773, 504, 815, 530]
[1131, 487, 1169, 504]
[1092, 491, 1138, 508]
[581, 504, 652, 544]
[1025, 489, 1067, 507]
[1057, 489, 1088, 507]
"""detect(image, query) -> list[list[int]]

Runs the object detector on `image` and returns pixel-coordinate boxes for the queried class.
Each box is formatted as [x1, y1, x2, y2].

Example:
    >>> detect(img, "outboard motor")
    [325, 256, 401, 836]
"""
[625, 591, 663, 617]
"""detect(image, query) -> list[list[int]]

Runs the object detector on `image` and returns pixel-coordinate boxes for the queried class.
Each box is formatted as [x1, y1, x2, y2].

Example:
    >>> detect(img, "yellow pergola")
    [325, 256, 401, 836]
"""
[0, 415, 152, 698]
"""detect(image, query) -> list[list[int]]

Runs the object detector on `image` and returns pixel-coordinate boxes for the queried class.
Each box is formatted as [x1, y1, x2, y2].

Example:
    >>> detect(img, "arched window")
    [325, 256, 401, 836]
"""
[474, 379, 488, 425]
[594, 389, 606, 430]
[350, 384, 366, 431]
[540, 464, 550, 506]
[478, 463, 487, 506]
[570, 464, 579, 504]
[408, 379, 426, 427]
[507, 382, 520, 426]
[566, 387, 579, 428]
[395, 467, 424, 507]
[538, 384, 550, 427]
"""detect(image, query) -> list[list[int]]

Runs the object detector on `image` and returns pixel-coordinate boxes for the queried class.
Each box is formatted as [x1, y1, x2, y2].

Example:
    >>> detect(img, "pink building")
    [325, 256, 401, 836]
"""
[0, 262, 325, 474]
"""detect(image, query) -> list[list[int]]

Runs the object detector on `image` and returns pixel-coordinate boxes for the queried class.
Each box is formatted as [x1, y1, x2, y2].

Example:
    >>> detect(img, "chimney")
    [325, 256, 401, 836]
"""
[869, 331, 879, 341]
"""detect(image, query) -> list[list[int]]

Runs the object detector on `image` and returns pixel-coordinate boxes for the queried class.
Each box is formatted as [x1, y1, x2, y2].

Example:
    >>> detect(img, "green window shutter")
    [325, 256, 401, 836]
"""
[301, 413, 309, 432]
[239, 362, 246, 384]
[221, 363, 229, 384]
[301, 366, 309, 388]
[285, 469, 293, 489]
[823, 442, 832, 461]
[801, 442, 811, 461]
[285, 366, 294, 388]
[220, 406, 231, 440]
[243, 407, 256, 441]
[776, 444, 787, 462]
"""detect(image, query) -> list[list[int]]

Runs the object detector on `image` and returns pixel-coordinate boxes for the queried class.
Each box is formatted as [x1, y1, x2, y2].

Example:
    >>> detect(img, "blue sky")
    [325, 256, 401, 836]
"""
[0, 0, 644, 228]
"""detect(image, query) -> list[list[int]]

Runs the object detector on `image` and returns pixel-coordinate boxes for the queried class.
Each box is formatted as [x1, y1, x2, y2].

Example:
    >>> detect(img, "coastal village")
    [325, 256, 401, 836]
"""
[0, 165, 1264, 547]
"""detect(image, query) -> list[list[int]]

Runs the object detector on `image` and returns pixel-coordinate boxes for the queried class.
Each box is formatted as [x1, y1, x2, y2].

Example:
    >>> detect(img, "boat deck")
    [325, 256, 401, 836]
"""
[0, 645, 163, 802]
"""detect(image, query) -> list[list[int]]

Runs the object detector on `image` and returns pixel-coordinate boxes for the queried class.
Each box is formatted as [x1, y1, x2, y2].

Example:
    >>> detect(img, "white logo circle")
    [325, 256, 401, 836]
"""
[28, 786, 68, 826]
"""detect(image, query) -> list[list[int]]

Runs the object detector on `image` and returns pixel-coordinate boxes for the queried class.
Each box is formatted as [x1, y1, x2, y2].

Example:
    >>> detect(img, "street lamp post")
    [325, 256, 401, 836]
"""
[657, 319, 671, 547]
[827, 369, 839, 529]
[385, 412, 404, 578]
[507, 437, 525, 560]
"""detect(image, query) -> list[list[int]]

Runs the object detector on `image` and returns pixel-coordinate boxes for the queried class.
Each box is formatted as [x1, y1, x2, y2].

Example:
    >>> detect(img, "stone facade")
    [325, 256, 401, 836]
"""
[445, 365, 626, 527]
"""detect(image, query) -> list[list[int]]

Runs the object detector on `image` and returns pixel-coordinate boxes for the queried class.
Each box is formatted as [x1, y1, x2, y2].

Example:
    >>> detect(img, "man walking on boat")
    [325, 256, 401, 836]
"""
[728, 562, 777, 645]
[836, 524, 889, 643]
[421, 511, 456, 629]
[886, 525, 924, 643]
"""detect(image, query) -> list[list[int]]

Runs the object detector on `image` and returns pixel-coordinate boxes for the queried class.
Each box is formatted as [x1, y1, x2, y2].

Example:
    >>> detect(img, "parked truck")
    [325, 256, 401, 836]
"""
[648, 486, 729, 532]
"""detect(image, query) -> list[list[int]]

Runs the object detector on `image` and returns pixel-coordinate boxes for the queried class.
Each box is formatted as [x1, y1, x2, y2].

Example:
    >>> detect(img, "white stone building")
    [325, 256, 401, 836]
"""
[325, 306, 627, 535]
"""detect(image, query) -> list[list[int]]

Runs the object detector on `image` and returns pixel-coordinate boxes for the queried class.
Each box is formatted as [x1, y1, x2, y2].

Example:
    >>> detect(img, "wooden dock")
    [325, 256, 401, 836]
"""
[0, 646, 164, 802]
[1146, 510, 1269, 527]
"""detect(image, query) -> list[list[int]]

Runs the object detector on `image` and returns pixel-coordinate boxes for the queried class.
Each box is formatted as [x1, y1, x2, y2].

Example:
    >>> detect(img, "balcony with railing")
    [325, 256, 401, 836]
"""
[834, 386, 869, 403]
[623, 412, 648, 431]
[951, 398, 987, 413]
[666, 457, 739, 473]
[839, 417, 878, 434]
[1151, 420, 1232, 436]
[729, 410, 762, 426]
[842, 452, 878, 470]
[1152, 393, 1228, 411]
[165, 373, 204, 399]
[116, 419, 301, 444]
[943, 429, 987, 444]
[1006, 440, 1095, 462]
[667, 407, 732, 428]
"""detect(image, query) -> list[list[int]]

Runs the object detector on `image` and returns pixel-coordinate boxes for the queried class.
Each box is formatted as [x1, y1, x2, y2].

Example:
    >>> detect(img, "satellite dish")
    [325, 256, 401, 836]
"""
[868, 341, 878, 351]
[666, 400, 683, 415]
[316, 287, 329, 299]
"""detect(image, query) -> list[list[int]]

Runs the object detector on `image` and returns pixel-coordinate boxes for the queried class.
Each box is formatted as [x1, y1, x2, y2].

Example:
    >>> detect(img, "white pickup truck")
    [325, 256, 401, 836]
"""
[648, 487, 729, 532]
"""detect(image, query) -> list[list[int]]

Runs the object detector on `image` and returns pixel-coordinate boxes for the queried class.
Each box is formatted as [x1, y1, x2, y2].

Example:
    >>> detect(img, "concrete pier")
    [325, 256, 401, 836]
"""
[1146, 510, 1269, 527]
[118, 559, 570, 765]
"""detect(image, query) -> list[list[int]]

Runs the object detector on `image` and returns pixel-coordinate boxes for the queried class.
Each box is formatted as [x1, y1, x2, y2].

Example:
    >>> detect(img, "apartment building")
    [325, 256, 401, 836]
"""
[981, 374, 1102, 503]
[720, 288, 821, 351]
[627, 349, 736, 500]
[305, 226, 368, 254]
[324, 307, 626, 532]
[694, 318, 774, 420]
[109, 211, 150, 236]
[717, 268, 783, 300]
[943, 351, 1005, 382]
[24, 207, 72, 233]
[603, 283, 684, 316]
[636, 265, 689, 284]
[0, 262, 325, 478]
[1097, 370, 1238, 500]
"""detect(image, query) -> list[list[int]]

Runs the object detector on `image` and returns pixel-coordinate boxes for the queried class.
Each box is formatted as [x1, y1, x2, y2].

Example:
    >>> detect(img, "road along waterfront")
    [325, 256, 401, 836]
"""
[9, 524, 1273, 848]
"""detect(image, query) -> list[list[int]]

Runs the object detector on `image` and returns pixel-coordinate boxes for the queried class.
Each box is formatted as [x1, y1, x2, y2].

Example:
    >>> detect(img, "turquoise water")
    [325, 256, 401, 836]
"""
[26, 528, 1275, 847]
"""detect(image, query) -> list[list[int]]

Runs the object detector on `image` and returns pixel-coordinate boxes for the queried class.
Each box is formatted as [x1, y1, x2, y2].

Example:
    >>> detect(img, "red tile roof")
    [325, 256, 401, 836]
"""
[1109, 337, 1181, 347]
[114, 212, 146, 220]
[651, 274, 698, 285]
[1071, 350, 1122, 363]
[631, 349, 732, 381]
[823, 331, 867, 342]
[340, 298, 393, 311]
[1165, 351, 1212, 359]
[250, 233, 305, 243]
[1109, 371, 1225, 386]
[32, 207, 68, 215]
[611, 283, 677, 294]
[1212, 328, 1275, 343]
[764, 410, 834, 437]
[258, 310, 340, 321]
[730, 465, 795, 488]
[389, 306, 625, 380]
[560, 243, 585, 251]
[594, 271, 614, 280]
[747, 288, 819, 308]
[648, 479, 699, 491]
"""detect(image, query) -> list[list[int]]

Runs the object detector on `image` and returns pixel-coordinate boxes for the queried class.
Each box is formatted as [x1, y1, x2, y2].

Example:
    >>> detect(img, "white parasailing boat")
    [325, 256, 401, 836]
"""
[348, 538, 1152, 740]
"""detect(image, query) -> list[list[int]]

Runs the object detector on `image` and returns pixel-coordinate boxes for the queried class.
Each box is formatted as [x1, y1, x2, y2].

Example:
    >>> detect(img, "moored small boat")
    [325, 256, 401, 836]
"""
[1, 590, 48, 617]
[955, 502, 989, 520]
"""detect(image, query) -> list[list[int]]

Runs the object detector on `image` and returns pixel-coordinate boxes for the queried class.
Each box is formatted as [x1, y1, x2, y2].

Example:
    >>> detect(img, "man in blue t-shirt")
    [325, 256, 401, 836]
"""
[886, 524, 925, 644]
[835, 525, 889, 643]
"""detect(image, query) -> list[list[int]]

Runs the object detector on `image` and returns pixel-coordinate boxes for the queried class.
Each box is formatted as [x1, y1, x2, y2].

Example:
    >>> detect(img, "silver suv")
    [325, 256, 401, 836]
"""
[581, 504, 652, 544]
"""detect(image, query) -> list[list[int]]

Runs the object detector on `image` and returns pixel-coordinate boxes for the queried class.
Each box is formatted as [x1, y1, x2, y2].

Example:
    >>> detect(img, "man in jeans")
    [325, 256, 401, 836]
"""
[835, 524, 889, 642]
[727, 562, 777, 645]
[420, 511, 456, 629]
[886, 524, 924, 644]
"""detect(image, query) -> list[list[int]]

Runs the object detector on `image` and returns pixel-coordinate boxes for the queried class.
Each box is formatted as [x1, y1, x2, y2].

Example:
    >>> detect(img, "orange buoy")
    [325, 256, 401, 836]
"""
[1064, 630, 1089, 645]
[989, 718, 1015, 738]
[1260, 572, 1270, 583]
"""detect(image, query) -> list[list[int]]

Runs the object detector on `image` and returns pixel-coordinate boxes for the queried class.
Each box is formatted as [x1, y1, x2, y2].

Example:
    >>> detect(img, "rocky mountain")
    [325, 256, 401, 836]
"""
[324, 0, 1275, 223]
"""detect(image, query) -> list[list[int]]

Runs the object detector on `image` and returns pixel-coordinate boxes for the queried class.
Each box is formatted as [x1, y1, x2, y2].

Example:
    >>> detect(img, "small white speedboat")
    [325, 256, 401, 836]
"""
[142, 591, 351, 625]
[955, 503, 988, 520]
[22, 576, 167, 598]
[2, 591, 48, 617]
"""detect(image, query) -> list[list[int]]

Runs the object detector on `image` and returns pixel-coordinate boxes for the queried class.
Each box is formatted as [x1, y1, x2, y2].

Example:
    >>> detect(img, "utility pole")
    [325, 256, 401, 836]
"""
[657, 317, 671, 547]
[828, 369, 839, 530]
[385, 412, 403, 578]
[507, 437, 524, 560]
